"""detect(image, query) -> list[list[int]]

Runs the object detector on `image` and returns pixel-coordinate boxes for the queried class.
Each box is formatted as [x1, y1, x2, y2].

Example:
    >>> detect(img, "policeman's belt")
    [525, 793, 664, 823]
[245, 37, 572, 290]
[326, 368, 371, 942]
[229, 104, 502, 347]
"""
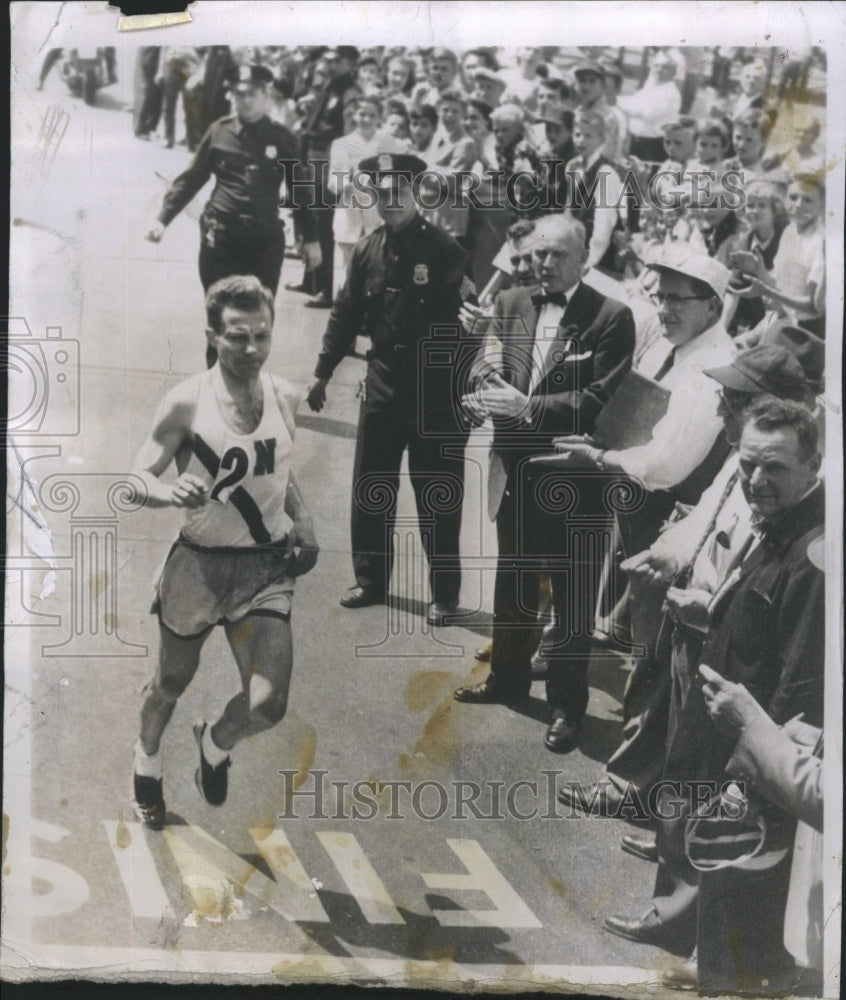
[206, 206, 280, 229]
[368, 344, 415, 364]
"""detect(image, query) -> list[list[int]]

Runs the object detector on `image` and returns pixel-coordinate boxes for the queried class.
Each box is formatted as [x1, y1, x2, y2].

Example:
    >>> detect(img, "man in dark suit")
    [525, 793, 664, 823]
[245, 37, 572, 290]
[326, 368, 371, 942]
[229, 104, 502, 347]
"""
[453, 214, 636, 752]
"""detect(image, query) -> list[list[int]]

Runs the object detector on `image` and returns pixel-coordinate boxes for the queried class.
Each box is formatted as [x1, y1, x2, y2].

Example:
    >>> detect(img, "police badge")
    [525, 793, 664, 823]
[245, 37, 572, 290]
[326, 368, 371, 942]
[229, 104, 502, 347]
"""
[413, 263, 429, 286]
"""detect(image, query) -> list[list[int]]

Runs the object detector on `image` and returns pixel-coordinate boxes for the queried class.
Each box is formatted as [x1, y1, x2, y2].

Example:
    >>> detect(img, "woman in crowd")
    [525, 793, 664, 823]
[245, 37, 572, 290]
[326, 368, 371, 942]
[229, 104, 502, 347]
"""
[383, 54, 416, 105]
[732, 175, 826, 336]
[463, 97, 497, 170]
[723, 179, 788, 334]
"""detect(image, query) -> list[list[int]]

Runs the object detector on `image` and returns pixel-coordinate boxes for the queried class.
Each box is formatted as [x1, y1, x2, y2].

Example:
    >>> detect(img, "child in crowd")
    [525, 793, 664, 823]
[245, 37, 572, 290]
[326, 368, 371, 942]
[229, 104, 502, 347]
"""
[380, 98, 410, 143]
[328, 95, 406, 293]
[409, 104, 438, 156]
[685, 116, 731, 180]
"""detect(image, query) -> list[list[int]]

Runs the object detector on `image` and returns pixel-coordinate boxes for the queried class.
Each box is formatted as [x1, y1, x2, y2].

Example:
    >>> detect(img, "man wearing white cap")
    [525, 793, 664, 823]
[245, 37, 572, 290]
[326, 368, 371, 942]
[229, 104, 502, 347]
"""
[555, 244, 735, 533]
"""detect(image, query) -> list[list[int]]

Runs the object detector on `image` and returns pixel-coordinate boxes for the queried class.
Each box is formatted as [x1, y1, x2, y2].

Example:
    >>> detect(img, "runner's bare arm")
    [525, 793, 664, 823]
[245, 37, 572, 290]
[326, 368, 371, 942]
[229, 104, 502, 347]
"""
[130, 383, 206, 509]
[270, 375, 302, 441]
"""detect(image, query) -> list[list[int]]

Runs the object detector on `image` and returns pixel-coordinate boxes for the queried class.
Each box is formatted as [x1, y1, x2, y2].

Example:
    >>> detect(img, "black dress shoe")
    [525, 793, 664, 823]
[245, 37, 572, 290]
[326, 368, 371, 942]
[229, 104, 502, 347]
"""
[304, 291, 332, 309]
[339, 586, 384, 609]
[620, 831, 658, 862]
[557, 779, 624, 814]
[453, 680, 528, 704]
[426, 601, 458, 626]
[603, 907, 668, 946]
[474, 645, 491, 662]
[661, 957, 697, 990]
[544, 715, 581, 753]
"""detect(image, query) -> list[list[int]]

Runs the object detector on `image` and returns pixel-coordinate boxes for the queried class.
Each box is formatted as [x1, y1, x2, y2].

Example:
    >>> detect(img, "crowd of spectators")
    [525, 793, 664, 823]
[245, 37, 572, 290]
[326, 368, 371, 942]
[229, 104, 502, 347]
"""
[129, 43, 827, 325]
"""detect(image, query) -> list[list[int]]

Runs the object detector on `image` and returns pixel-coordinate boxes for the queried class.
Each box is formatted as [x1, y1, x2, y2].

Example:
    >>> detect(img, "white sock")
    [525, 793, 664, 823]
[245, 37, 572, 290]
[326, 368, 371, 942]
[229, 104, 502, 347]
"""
[202, 723, 230, 766]
[134, 739, 163, 779]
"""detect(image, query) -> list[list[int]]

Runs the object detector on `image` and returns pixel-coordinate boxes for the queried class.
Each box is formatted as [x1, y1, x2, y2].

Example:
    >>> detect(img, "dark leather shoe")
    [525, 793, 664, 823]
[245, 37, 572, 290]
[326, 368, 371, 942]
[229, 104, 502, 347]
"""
[474, 645, 491, 662]
[304, 291, 332, 309]
[557, 779, 624, 814]
[339, 586, 384, 609]
[453, 680, 528, 704]
[544, 715, 581, 753]
[620, 832, 658, 862]
[661, 957, 697, 990]
[427, 601, 457, 626]
[603, 907, 667, 946]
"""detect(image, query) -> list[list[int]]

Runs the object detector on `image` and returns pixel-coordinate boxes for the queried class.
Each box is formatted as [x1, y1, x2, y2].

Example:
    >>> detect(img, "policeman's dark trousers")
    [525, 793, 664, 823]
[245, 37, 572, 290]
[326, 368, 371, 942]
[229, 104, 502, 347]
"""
[200, 211, 286, 368]
[306, 159, 335, 300]
[161, 70, 191, 146]
[350, 401, 466, 606]
[487, 468, 609, 716]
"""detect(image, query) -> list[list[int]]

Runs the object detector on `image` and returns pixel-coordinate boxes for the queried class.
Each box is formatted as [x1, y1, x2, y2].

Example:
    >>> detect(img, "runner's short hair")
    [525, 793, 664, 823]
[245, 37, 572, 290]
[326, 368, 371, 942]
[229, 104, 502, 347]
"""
[206, 275, 276, 333]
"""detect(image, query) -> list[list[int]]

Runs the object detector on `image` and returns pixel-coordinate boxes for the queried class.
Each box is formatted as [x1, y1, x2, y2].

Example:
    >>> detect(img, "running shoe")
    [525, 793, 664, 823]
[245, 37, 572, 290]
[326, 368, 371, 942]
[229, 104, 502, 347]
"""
[194, 721, 230, 806]
[132, 772, 166, 831]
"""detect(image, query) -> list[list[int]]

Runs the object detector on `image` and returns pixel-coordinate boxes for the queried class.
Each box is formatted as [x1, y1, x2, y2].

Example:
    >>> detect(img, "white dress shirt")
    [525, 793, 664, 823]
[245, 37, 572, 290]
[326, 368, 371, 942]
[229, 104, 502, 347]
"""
[610, 320, 734, 490]
[619, 79, 681, 139]
[527, 281, 580, 395]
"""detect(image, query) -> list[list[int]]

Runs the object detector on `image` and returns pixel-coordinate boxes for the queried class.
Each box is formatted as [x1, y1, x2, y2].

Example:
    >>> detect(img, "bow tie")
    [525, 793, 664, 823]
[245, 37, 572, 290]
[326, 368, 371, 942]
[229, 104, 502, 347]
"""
[531, 291, 568, 308]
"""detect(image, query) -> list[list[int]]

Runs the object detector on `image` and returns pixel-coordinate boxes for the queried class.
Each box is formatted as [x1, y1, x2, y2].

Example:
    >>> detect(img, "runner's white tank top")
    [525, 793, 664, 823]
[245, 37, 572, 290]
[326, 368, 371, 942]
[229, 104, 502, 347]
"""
[181, 368, 294, 548]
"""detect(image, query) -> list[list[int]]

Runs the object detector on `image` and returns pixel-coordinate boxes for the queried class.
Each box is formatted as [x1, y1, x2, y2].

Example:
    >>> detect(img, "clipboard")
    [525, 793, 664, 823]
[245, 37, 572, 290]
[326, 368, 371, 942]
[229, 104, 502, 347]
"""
[591, 369, 671, 450]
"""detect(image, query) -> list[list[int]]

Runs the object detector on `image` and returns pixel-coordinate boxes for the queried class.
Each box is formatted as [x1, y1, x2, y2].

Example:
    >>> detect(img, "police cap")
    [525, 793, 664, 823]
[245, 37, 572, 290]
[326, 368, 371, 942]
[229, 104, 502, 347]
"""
[358, 152, 428, 189]
[223, 64, 274, 90]
[573, 60, 606, 79]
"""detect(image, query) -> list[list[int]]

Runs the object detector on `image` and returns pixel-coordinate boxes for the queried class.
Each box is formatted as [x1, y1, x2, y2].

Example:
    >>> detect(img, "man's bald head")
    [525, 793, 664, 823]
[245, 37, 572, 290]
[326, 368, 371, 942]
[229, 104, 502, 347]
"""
[532, 215, 588, 292]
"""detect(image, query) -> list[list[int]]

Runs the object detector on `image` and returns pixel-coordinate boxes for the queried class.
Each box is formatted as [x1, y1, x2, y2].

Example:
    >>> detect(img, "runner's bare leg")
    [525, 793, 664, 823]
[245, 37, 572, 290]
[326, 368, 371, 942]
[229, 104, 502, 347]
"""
[211, 613, 294, 751]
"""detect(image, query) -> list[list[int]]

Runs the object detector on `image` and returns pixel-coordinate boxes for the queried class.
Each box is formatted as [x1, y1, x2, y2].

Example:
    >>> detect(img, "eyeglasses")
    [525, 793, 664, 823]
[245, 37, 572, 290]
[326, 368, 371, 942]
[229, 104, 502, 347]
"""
[717, 388, 750, 409]
[649, 292, 714, 307]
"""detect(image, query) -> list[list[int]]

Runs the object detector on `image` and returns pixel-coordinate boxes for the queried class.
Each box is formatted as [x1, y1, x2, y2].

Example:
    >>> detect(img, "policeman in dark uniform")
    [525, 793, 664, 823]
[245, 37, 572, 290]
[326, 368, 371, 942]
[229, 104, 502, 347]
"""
[147, 63, 321, 362]
[307, 153, 470, 624]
